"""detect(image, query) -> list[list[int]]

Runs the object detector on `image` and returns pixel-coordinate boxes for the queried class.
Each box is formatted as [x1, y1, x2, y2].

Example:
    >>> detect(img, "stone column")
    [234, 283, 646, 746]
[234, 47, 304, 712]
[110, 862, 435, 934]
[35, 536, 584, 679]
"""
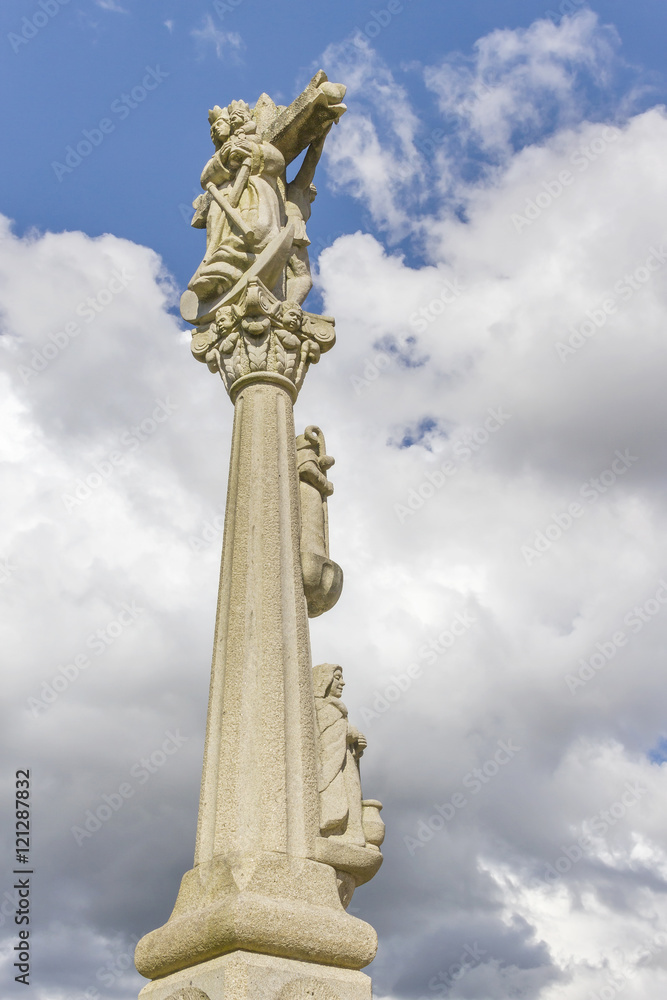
[134, 374, 377, 1000]
[194, 377, 319, 866]
[134, 72, 385, 1000]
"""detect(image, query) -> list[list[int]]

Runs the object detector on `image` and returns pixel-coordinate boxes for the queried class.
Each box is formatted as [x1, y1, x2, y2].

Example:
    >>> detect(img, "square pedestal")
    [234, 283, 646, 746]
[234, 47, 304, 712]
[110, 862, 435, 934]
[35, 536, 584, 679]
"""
[137, 950, 373, 1000]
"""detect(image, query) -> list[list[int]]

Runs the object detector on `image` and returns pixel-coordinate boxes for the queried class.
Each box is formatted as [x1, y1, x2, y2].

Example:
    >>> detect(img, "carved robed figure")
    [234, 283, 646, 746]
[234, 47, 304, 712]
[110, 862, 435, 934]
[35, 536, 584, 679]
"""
[313, 663, 367, 842]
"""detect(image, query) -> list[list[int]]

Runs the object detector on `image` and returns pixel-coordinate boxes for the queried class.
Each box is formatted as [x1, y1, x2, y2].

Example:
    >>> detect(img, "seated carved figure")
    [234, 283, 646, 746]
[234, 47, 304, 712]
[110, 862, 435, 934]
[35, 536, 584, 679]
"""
[189, 101, 285, 301]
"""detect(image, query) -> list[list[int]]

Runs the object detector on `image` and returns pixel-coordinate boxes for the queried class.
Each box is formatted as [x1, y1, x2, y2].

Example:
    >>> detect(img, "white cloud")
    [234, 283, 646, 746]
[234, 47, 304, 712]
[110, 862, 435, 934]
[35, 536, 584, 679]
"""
[424, 10, 621, 162]
[304, 20, 667, 998]
[318, 37, 428, 239]
[0, 220, 227, 996]
[95, 0, 127, 12]
[190, 13, 244, 62]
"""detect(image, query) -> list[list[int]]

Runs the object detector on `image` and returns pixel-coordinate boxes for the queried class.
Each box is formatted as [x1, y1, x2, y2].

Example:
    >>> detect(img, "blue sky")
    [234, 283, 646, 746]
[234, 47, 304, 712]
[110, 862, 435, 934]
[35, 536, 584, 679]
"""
[3, 3, 667, 1000]
[3, 0, 667, 290]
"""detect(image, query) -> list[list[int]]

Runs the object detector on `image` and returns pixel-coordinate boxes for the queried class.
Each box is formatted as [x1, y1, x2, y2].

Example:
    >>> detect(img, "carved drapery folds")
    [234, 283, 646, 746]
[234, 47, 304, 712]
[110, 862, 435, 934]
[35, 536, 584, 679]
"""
[312, 664, 384, 908]
[181, 70, 345, 400]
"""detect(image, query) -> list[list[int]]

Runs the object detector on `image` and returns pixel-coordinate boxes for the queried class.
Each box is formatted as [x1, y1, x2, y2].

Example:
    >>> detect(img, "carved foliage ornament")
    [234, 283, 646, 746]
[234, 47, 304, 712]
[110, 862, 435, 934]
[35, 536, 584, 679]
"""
[190, 280, 334, 395]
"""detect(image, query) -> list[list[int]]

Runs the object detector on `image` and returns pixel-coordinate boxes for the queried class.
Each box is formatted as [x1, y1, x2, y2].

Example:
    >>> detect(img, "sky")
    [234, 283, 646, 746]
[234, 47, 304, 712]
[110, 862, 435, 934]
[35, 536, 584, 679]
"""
[2, 1, 667, 998]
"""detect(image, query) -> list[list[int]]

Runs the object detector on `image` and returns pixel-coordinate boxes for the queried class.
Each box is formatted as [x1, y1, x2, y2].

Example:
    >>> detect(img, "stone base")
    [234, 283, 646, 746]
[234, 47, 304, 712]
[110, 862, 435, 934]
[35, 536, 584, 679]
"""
[134, 853, 377, 980]
[137, 950, 373, 1000]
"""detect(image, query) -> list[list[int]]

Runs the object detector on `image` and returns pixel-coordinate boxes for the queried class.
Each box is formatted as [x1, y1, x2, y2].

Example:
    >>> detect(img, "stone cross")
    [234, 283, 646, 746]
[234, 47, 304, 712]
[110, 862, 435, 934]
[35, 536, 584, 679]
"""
[133, 72, 384, 1000]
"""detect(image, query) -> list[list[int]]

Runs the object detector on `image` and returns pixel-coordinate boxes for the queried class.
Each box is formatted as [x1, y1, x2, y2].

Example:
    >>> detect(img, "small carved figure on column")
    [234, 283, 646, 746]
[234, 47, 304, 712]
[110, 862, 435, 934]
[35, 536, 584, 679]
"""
[297, 427, 343, 616]
[313, 663, 384, 852]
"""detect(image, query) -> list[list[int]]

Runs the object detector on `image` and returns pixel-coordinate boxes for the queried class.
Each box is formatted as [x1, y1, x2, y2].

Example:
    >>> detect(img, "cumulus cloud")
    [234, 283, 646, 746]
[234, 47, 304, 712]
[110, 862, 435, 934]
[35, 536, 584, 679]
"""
[424, 10, 622, 163]
[304, 15, 667, 999]
[0, 220, 229, 997]
[318, 37, 428, 239]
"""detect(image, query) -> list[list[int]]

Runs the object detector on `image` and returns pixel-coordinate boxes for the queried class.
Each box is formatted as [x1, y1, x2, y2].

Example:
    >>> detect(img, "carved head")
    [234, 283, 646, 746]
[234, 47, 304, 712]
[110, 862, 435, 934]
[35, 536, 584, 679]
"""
[228, 100, 252, 131]
[214, 306, 236, 337]
[281, 301, 303, 333]
[241, 314, 271, 337]
[330, 667, 344, 697]
[313, 663, 344, 699]
[208, 106, 230, 148]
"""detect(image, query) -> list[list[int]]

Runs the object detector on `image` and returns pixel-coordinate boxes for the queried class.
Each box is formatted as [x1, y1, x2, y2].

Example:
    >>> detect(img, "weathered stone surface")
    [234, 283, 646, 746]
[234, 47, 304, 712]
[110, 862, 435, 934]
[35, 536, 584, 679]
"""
[180, 70, 345, 402]
[138, 951, 371, 1000]
[134, 852, 377, 979]
[310, 664, 385, 897]
[262, 71, 346, 167]
[135, 382, 379, 981]
[188, 280, 335, 399]
[135, 74, 384, 1000]
[193, 382, 319, 865]
[297, 427, 343, 617]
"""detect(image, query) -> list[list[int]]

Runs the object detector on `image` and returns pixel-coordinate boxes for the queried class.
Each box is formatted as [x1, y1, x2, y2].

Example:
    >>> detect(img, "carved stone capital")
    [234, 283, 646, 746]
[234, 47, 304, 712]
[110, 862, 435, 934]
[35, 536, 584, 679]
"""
[190, 279, 335, 400]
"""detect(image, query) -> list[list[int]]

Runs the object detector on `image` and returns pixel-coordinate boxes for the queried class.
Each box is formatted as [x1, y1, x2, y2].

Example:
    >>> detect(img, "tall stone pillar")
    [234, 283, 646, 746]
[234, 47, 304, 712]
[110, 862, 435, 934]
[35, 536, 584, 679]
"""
[194, 378, 319, 868]
[134, 73, 383, 1000]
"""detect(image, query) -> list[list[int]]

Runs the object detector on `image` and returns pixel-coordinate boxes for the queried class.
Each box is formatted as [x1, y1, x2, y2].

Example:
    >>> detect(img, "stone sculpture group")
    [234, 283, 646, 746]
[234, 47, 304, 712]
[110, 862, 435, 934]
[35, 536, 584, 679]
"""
[133, 72, 384, 1000]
